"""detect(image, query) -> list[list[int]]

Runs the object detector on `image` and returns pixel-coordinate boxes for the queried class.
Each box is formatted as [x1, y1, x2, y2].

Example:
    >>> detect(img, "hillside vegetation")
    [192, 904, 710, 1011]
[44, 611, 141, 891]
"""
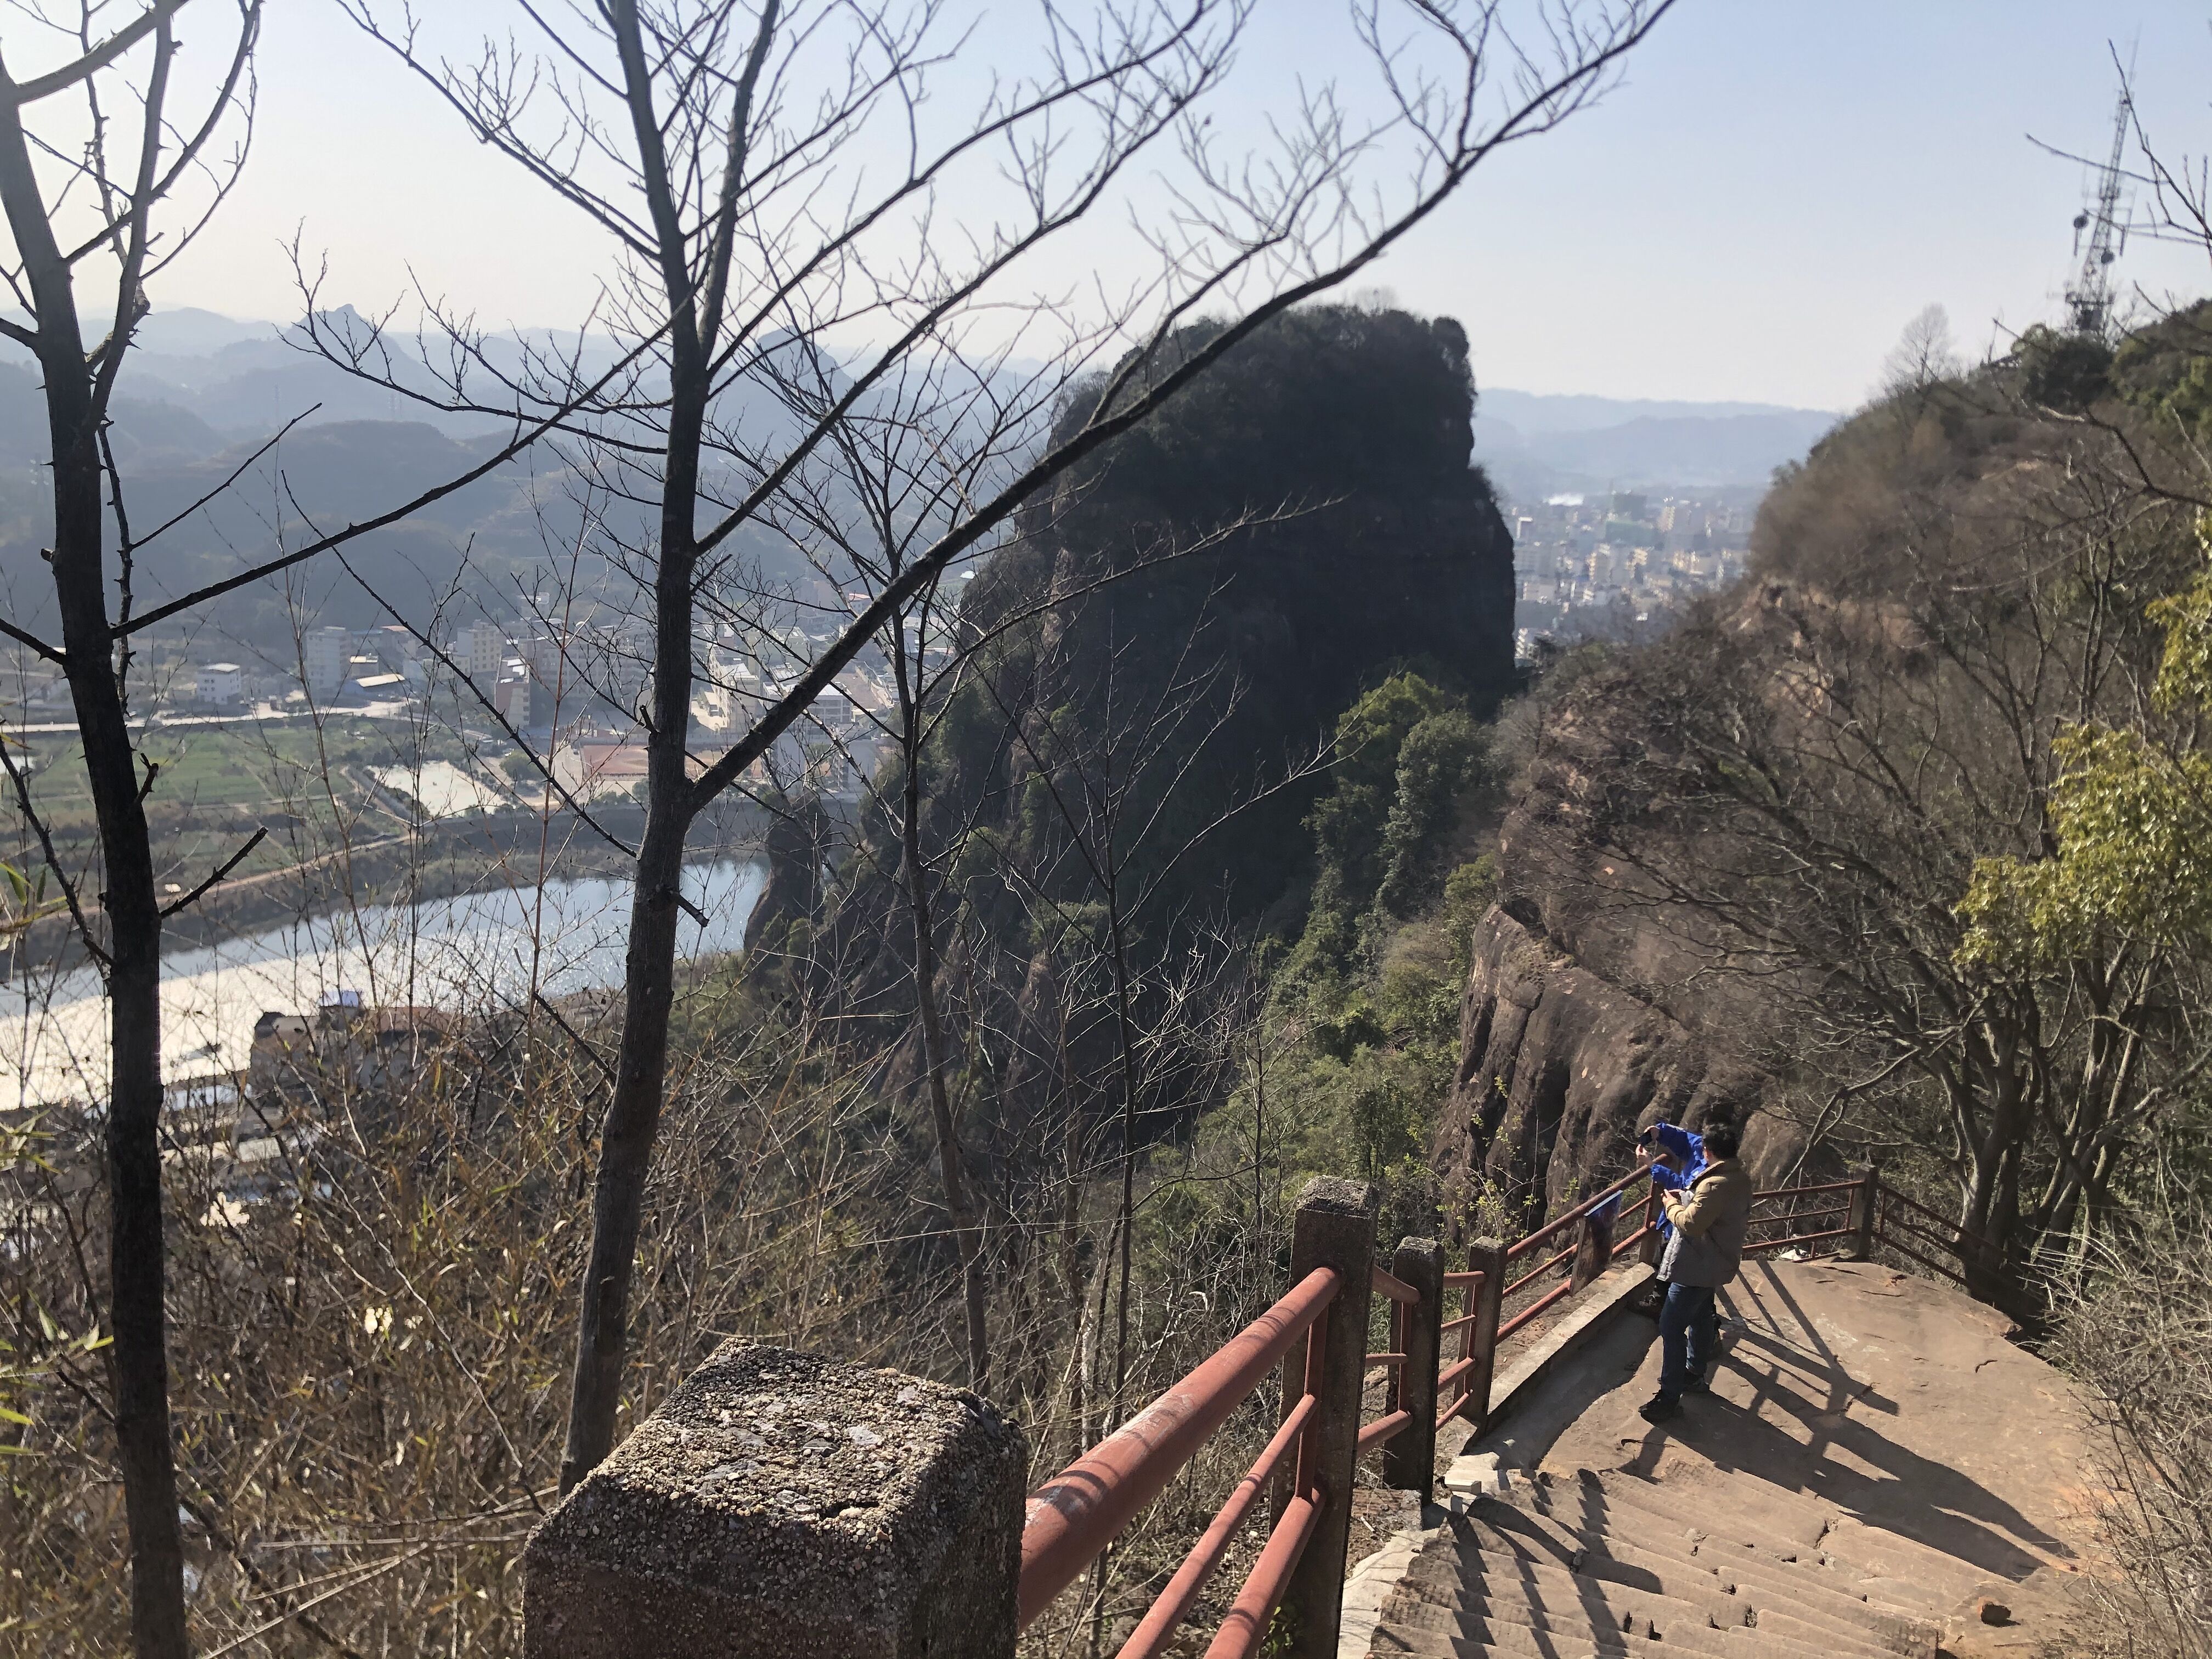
[1448, 304, 2212, 1655]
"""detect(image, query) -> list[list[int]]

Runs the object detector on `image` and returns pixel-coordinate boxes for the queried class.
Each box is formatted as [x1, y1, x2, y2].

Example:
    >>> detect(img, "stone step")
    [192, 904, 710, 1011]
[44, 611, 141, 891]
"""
[1553, 1470, 1986, 1605]
[1395, 1541, 1903, 1659]
[1367, 1617, 1908, 1659]
[1575, 1477, 1990, 1601]
[1457, 1494, 1938, 1651]
[1506, 1479, 1954, 1618]
[1813, 1521, 1991, 1608]
[1567, 1469, 1836, 1549]
[1475, 1489, 1934, 1618]
[1368, 1618, 1616, 1659]
[1380, 1573, 1887, 1659]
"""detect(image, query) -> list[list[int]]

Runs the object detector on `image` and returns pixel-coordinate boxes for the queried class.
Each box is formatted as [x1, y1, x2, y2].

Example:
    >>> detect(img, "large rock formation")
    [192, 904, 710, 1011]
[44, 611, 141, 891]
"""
[1434, 904, 1784, 1238]
[957, 303, 1519, 929]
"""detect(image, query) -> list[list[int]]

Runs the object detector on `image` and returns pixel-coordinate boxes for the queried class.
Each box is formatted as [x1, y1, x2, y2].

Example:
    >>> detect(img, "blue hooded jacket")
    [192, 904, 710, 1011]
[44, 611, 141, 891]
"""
[1644, 1122, 1708, 1242]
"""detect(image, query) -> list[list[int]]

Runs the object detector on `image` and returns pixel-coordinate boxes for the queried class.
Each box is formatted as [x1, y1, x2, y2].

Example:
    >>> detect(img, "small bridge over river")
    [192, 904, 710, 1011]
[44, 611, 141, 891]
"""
[517, 1167, 2095, 1658]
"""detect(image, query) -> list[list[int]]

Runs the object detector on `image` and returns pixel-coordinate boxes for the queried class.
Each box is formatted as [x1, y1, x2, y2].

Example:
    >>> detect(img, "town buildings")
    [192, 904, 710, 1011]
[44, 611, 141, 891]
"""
[1510, 488, 1753, 654]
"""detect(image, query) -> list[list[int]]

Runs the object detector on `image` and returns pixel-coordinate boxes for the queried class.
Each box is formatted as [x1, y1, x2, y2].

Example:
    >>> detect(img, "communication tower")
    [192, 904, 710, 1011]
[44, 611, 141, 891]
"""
[2065, 84, 2132, 340]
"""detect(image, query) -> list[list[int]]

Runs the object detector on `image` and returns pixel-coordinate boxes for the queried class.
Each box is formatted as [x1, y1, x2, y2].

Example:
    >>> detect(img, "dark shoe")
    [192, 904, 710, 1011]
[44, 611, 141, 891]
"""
[1683, 1376, 1713, 1396]
[1638, 1394, 1680, 1424]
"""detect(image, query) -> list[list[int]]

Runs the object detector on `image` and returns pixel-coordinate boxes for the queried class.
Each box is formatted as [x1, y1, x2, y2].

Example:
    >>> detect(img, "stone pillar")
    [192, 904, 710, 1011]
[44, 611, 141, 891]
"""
[1381, 1237, 1443, 1504]
[1570, 1196, 1616, 1293]
[1277, 1177, 1376, 1659]
[523, 1342, 1028, 1659]
[1844, 1165, 1880, 1262]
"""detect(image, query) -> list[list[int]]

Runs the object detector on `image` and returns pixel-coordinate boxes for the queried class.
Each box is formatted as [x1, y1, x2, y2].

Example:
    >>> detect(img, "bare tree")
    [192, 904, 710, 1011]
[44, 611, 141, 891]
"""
[0, 8, 673, 1648]
[318, 0, 1677, 1489]
[0, 12, 267, 1654]
[759, 344, 1065, 1387]
[1499, 388, 2205, 1292]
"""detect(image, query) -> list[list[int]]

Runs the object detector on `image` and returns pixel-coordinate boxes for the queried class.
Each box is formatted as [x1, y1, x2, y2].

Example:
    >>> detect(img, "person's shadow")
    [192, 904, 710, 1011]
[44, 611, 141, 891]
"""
[1618, 1264, 2073, 1581]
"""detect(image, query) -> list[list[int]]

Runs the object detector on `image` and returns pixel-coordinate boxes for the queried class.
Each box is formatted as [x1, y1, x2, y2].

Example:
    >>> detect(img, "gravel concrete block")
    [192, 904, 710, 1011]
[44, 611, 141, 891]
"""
[523, 1342, 1027, 1658]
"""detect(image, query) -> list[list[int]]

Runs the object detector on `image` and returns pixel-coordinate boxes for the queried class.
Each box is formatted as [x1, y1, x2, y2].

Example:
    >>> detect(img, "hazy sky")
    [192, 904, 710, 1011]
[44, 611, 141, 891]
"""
[138, 0, 2212, 411]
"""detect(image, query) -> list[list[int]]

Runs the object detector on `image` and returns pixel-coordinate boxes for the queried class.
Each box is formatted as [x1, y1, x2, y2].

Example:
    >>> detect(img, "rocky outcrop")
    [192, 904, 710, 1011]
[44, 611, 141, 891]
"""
[1432, 905, 1790, 1240]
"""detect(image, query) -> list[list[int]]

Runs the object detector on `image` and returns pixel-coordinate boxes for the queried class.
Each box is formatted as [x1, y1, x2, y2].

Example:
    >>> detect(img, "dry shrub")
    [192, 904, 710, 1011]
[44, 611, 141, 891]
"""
[2046, 1210, 2212, 1659]
[2, 974, 899, 1656]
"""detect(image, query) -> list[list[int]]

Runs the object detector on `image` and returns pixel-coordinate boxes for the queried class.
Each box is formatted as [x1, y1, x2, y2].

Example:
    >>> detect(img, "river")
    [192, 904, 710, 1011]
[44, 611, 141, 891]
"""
[1, 860, 766, 1110]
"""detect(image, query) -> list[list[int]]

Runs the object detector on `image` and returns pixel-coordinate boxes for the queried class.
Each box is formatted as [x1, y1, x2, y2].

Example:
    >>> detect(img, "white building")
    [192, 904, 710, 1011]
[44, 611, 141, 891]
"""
[462, 622, 507, 686]
[196, 663, 243, 706]
[304, 626, 350, 696]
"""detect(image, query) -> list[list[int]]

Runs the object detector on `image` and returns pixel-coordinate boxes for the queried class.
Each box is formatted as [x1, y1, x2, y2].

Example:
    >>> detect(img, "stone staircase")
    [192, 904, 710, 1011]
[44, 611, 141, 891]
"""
[1343, 1465, 1982, 1658]
[1338, 1259, 2095, 1659]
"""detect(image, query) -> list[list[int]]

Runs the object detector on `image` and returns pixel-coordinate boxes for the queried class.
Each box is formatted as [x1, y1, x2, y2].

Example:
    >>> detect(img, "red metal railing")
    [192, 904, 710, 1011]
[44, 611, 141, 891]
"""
[1870, 1184, 1999, 1290]
[1018, 1215, 1453, 1658]
[1358, 1262, 1420, 1455]
[1741, 1175, 1861, 1256]
[1740, 1170, 1992, 1296]
[1014, 1161, 2001, 1659]
[1498, 1164, 1648, 1267]
[1019, 1265, 1340, 1652]
[1436, 1266, 1488, 1430]
[1488, 1164, 1652, 1341]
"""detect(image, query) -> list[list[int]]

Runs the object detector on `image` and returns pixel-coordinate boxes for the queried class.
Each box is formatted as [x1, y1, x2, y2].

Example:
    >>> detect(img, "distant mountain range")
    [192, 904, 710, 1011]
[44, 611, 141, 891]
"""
[0, 307, 1844, 642]
[0, 308, 773, 645]
[1472, 387, 1839, 502]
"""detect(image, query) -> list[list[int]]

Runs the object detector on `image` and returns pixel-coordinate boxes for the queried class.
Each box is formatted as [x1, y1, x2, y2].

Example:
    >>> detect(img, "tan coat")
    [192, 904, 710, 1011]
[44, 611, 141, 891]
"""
[1658, 1157, 1753, 1287]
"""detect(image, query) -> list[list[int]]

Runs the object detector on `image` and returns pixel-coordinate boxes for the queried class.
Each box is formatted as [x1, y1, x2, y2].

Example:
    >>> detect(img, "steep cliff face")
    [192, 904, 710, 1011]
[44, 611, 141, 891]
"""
[1429, 586, 1844, 1231]
[1432, 904, 1788, 1237]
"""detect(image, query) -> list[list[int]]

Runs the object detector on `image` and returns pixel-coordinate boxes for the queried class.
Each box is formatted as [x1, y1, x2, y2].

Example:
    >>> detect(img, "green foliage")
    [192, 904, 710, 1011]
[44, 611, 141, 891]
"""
[1309, 674, 1462, 910]
[1289, 673, 1489, 990]
[2110, 300, 2212, 442]
[1375, 709, 1487, 918]
[1960, 523, 2212, 967]
[1166, 677, 1496, 1252]
[2015, 323, 2113, 412]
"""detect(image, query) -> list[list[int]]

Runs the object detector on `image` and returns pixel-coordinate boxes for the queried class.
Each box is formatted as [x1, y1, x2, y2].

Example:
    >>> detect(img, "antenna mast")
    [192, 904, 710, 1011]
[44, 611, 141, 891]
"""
[2066, 82, 2132, 340]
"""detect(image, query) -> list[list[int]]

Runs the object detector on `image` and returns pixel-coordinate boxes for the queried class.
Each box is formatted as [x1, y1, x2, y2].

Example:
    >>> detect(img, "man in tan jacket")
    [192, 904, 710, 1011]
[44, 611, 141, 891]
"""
[1641, 1120, 1753, 1424]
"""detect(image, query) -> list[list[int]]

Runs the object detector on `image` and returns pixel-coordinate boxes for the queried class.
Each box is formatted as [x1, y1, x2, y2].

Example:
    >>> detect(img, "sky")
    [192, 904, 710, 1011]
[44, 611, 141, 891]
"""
[122, 0, 2212, 412]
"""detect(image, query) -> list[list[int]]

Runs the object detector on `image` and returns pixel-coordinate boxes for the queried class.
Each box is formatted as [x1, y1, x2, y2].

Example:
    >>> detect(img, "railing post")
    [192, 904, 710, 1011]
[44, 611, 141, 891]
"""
[1461, 1235, 1505, 1433]
[1638, 1184, 1664, 1268]
[1570, 1194, 1616, 1293]
[1844, 1165, 1879, 1262]
[1277, 1177, 1375, 1659]
[1382, 1237, 1442, 1504]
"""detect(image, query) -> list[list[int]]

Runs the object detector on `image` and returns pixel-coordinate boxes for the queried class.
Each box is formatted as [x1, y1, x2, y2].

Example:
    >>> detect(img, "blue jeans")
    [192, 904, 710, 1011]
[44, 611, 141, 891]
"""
[1657, 1280, 1718, 1402]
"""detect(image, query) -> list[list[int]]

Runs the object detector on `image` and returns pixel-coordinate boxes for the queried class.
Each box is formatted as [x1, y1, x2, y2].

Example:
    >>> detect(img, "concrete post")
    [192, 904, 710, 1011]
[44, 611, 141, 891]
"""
[1381, 1237, 1443, 1503]
[1845, 1165, 1880, 1262]
[523, 1342, 1027, 1659]
[1461, 1236, 1506, 1433]
[1277, 1177, 1376, 1659]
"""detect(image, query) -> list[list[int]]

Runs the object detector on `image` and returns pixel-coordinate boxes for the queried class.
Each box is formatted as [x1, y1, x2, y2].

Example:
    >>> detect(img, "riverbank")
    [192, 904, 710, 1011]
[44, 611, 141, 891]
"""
[3, 794, 769, 970]
[0, 856, 768, 1110]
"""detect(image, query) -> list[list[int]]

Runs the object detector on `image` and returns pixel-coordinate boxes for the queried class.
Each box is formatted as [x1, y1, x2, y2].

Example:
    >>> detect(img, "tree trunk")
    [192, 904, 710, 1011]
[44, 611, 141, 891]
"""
[557, 54, 714, 1471]
[900, 748, 990, 1389]
[1106, 896, 1139, 1420]
[0, 102, 190, 1659]
[558, 792, 692, 1491]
